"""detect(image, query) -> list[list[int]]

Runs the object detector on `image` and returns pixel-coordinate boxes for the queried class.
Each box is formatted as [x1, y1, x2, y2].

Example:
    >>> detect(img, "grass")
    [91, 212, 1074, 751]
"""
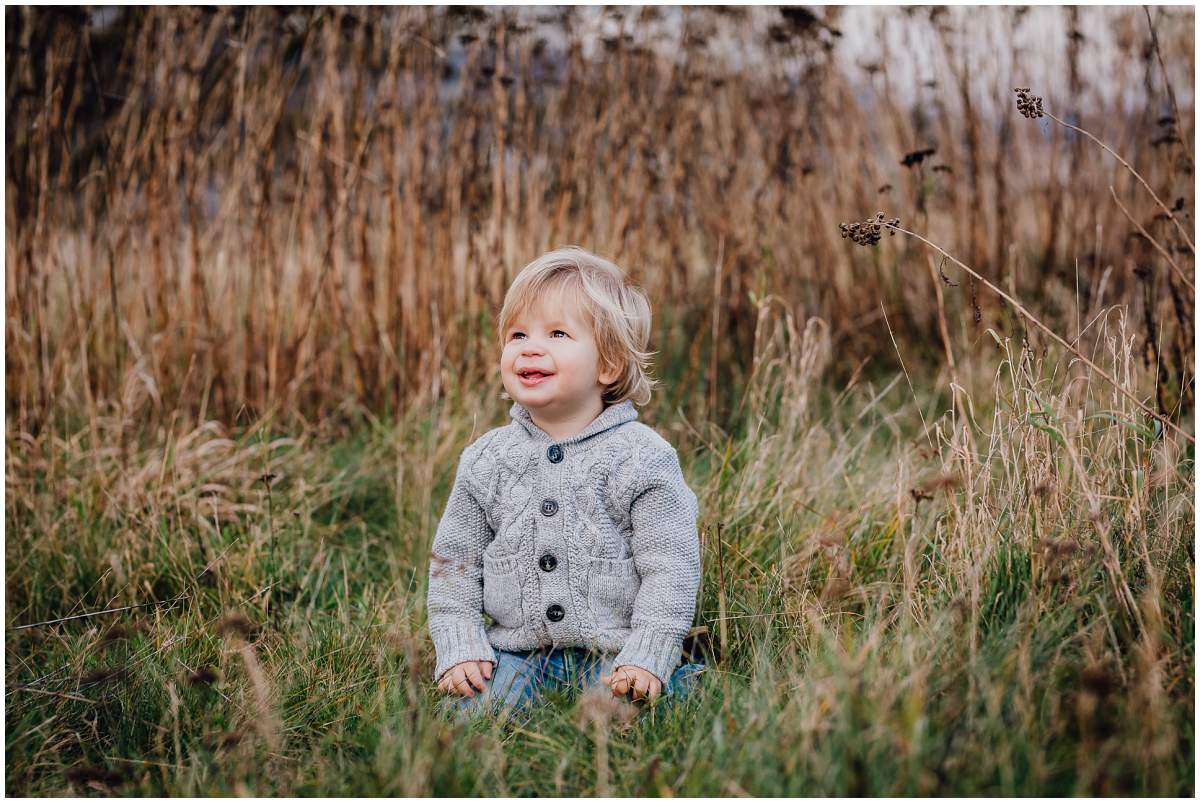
[5, 305, 1193, 796]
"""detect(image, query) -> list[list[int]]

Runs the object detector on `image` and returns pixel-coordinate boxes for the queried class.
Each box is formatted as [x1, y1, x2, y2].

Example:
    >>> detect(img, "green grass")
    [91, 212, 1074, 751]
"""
[5, 347, 1194, 795]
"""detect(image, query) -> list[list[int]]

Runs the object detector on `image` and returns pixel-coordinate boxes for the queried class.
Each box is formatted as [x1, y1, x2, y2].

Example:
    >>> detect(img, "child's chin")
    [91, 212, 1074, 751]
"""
[516, 393, 554, 408]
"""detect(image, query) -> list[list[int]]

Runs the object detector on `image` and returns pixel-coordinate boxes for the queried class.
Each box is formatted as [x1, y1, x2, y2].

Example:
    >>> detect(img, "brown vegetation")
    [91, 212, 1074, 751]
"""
[5, 6, 1193, 433]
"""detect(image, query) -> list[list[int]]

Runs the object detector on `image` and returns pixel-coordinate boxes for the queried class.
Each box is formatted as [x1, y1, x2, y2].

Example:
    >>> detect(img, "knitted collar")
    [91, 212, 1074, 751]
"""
[509, 399, 638, 445]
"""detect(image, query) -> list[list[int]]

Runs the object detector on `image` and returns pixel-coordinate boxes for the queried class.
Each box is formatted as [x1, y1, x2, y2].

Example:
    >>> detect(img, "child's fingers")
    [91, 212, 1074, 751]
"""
[464, 662, 487, 692]
[450, 666, 474, 697]
[481, 661, 494, 680]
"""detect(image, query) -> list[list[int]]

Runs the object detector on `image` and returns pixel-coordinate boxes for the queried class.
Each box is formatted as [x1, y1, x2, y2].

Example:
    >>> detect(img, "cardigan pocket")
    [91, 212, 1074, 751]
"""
[587, 556, 639, 626]
[482, 553, 524, 629]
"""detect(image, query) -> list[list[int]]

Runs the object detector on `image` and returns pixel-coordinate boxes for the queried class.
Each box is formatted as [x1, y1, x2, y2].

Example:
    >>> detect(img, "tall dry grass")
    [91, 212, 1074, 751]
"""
[4, 6, 1194, 434]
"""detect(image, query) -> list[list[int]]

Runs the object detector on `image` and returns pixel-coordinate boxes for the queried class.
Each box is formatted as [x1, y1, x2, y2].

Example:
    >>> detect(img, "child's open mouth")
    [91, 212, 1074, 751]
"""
[517, 369, 554, 387]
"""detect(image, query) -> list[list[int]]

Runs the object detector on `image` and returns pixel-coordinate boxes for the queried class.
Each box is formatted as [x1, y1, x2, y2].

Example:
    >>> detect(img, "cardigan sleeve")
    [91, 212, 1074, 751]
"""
[425, 443, 497, 681]
[612, 444, 702, 686]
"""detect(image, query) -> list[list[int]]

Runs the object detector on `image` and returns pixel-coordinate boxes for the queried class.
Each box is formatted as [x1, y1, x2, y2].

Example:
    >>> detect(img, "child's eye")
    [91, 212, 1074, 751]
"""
[509, 331, 525, 340]
[552, 330, 567, 338]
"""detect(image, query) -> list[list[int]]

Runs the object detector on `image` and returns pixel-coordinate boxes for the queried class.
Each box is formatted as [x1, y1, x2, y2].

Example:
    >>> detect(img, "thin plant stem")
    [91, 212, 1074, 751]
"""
[1043, 110, 1194, 253]
[887, 222, 1194, 445]
[1108, 186, 1194, 292]
[9, 595, 190, 631]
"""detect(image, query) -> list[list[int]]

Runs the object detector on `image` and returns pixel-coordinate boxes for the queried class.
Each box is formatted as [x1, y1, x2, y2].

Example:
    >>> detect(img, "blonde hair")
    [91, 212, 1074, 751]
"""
[497, 246, 658, 406]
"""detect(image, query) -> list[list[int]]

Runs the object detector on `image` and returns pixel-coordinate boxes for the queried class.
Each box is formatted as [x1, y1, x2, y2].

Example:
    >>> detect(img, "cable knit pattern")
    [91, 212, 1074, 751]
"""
[426, 399, 701, 686]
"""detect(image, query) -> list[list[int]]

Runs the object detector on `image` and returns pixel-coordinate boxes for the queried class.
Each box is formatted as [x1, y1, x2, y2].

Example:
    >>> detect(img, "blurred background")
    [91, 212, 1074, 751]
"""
[5, 5, 1194, 432]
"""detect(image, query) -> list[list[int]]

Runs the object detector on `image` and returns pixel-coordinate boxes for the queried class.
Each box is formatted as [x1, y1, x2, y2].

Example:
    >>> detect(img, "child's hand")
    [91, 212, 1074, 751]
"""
[437, 660, 494, 697]
[601, 664, 661, 701]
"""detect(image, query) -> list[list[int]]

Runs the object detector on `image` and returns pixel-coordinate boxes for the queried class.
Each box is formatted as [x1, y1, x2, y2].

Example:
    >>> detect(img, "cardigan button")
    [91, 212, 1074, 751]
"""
[540, 499, 559, 516]
[546, 604, 565, 622]
[547, 444, 563, 463]
[538, 554, 558, 572]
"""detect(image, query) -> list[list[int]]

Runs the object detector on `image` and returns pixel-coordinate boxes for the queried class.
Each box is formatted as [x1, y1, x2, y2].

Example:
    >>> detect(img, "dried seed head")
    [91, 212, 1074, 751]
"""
[901, 147, 937, 168]
[839, 213, 901, 247]
[1014, 87, 1044, 119]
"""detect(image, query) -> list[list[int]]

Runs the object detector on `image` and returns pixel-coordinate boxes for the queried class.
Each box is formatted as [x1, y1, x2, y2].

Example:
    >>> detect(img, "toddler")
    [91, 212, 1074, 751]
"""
[426, 246, 704, 720]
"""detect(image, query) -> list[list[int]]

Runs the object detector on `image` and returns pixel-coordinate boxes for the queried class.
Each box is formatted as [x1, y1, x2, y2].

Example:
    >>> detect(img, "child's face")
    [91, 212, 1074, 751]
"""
[500, 287, 619, 415]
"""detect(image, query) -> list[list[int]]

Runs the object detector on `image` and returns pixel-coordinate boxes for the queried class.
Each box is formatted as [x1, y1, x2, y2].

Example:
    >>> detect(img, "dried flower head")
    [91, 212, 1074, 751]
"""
[901, 147, 936, 168]
[1014, 87, 1044, 118]
[839, 212, 901, 247]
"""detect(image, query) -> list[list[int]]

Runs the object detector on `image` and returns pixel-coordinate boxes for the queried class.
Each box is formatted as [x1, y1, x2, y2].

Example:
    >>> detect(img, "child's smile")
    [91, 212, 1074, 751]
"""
[499, 285, 619, 438]
[516, 369, 554, 387]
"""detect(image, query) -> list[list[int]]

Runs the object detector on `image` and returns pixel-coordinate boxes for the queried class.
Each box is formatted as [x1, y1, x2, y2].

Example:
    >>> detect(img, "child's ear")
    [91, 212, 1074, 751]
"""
[598, 358, 621, 386]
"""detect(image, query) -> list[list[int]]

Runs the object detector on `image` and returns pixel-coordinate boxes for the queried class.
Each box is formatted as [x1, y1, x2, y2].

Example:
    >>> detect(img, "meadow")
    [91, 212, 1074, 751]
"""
[4, 6, 1194, 795]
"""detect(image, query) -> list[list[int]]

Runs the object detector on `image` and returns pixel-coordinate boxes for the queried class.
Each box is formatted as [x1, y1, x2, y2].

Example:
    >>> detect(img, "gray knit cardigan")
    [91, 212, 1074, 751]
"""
[426, 399, 701, 685]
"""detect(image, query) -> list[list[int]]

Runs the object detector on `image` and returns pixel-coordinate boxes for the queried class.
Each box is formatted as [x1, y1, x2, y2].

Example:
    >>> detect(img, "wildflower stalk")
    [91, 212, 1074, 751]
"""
[848, 216, 1194, 445]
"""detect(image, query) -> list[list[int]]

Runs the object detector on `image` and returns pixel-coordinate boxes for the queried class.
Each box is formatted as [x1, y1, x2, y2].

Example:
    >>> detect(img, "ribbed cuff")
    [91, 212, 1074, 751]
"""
[612, 628, 684, 687]
[430, 621, 496, 682]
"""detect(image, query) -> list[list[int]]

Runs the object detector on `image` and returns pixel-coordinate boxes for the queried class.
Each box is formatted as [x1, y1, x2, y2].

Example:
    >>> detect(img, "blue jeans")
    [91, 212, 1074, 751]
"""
[440, 646, 706, 721]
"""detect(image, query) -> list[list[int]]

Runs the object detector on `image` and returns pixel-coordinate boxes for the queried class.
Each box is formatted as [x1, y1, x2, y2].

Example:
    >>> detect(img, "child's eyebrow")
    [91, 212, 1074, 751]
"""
[510, 320, 572, 329]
